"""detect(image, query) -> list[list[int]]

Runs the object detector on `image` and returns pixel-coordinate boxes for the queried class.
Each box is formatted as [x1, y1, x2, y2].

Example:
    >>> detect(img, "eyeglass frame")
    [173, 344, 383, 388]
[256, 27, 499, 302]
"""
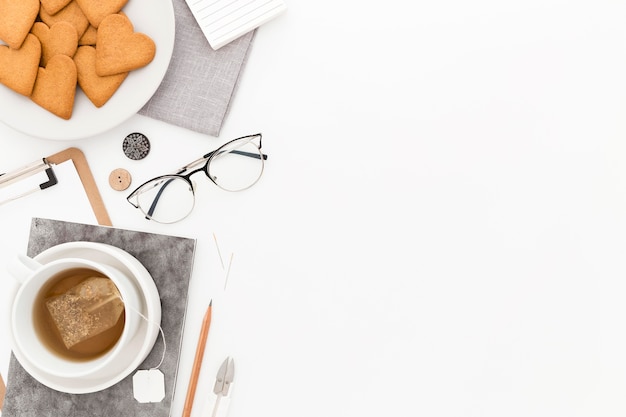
[126, 133, 267, 222]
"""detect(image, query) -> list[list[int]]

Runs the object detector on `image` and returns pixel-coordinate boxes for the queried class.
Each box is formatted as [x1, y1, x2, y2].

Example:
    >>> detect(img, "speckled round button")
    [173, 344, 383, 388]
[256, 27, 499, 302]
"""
[123, 132, 150, 160]
[109, 168, 132, 191]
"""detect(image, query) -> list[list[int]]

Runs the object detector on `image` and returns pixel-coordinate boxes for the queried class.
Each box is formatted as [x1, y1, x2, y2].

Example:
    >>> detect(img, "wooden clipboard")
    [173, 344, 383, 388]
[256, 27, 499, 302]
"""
[46, 147, 112, 227]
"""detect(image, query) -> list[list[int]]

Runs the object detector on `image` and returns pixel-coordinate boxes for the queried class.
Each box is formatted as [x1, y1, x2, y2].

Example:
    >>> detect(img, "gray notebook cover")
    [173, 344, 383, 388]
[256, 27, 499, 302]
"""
[2, 218, 196, 417]
[138, 0, 256, 137]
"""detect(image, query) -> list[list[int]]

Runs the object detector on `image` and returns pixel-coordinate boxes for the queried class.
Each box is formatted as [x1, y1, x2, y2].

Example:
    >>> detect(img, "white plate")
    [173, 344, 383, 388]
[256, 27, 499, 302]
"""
[0, 0, 175, 140]
[8, 241, 162, 394]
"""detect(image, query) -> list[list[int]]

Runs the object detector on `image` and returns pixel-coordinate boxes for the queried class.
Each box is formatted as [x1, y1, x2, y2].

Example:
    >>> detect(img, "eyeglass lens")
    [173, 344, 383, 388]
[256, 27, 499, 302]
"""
[135, 176, 195, 224]
[208, 138, 264, 191]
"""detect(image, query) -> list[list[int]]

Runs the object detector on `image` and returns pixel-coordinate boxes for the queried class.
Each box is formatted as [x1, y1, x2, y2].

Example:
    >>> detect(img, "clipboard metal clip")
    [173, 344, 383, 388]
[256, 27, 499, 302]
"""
[0, 147, 111, 226]
[0, 158, 58, 206]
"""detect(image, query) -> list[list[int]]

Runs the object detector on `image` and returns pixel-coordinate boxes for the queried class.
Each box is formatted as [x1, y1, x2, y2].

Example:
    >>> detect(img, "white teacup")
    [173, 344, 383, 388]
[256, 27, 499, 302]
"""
[9, 254, 144, 380]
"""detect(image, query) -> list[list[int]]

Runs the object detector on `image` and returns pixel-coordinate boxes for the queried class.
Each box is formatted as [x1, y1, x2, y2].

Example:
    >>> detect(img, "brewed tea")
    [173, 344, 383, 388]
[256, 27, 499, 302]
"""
[33, 268, 126, 361]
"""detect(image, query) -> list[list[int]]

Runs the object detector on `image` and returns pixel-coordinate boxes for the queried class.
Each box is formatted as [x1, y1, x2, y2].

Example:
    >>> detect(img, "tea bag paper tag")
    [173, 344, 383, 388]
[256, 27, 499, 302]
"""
[132, 369, 165, 403]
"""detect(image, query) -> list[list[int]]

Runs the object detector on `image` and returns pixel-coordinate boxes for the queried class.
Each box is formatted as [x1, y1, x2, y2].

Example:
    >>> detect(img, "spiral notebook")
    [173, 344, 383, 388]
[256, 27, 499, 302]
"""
[185, 0, 286, 49]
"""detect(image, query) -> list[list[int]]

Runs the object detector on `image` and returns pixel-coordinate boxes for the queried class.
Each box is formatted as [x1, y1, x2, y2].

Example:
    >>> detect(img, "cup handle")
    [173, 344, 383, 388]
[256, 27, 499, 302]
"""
[7, 253, 42, 284]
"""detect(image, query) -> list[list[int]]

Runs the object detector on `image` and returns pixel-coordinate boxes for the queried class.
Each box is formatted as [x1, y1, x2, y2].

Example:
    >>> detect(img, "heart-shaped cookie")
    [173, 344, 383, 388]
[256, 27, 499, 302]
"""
[95, 13, 155, 77]
[0, 0, 39, 49]
[0, 33, 41, 96]
[39, 0, 90, 40]
[31, 54, 77, 120]
[75, 0, 128, 28]
[79, 25, 97, 46]
[31, 21, 79, 67]
[40, 0, 72, 15]
[75, 45, 128, 107]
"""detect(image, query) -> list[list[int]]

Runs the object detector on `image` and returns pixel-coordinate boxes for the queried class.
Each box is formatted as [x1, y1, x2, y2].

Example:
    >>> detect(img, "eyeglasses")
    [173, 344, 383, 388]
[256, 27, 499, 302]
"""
[127, 133, 267, 223]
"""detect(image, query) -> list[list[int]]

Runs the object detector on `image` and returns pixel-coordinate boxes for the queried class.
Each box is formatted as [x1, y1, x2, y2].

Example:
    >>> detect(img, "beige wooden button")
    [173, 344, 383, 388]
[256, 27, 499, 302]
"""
[109, 168, 132, 191]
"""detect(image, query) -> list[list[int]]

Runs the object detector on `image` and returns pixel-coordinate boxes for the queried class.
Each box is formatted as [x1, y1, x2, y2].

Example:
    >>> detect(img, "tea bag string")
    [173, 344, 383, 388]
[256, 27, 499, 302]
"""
[125, 302, 167, 370]
[129, 302, 168, 404]
[92, 292, 167, 370]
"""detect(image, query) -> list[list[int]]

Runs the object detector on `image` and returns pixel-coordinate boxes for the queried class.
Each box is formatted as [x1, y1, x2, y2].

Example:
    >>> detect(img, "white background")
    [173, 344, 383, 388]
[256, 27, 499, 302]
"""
[2, 1, 626, 416]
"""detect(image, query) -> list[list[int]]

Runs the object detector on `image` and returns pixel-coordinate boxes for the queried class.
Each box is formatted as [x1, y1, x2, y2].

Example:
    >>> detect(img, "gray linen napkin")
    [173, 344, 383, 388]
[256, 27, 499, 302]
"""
[138, 0, 255, 136]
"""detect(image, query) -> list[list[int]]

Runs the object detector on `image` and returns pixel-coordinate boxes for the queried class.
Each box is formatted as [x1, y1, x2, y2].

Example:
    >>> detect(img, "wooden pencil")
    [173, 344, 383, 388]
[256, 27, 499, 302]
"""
[182, 300, 212, 417]
[0, 372, 5, 411]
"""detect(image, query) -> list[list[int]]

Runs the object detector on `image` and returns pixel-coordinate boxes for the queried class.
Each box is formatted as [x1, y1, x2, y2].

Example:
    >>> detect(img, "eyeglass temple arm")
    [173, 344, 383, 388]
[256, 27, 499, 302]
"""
[202, 149, 268, 160]
[145, 178, 176, 219]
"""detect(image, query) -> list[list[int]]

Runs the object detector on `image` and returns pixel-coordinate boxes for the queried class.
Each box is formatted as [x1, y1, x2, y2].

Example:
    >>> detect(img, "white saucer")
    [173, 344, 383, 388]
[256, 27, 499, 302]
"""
[8, 242, 161, 394]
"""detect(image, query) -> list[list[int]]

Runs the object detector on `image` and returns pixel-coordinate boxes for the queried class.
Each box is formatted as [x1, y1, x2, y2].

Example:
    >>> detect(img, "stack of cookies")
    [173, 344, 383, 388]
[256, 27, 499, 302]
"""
[0, 0, 156, 120]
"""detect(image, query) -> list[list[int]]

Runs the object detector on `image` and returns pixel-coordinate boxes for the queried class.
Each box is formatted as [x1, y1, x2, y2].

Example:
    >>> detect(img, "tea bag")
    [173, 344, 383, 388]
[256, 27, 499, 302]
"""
[46, 277, 124, 349]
